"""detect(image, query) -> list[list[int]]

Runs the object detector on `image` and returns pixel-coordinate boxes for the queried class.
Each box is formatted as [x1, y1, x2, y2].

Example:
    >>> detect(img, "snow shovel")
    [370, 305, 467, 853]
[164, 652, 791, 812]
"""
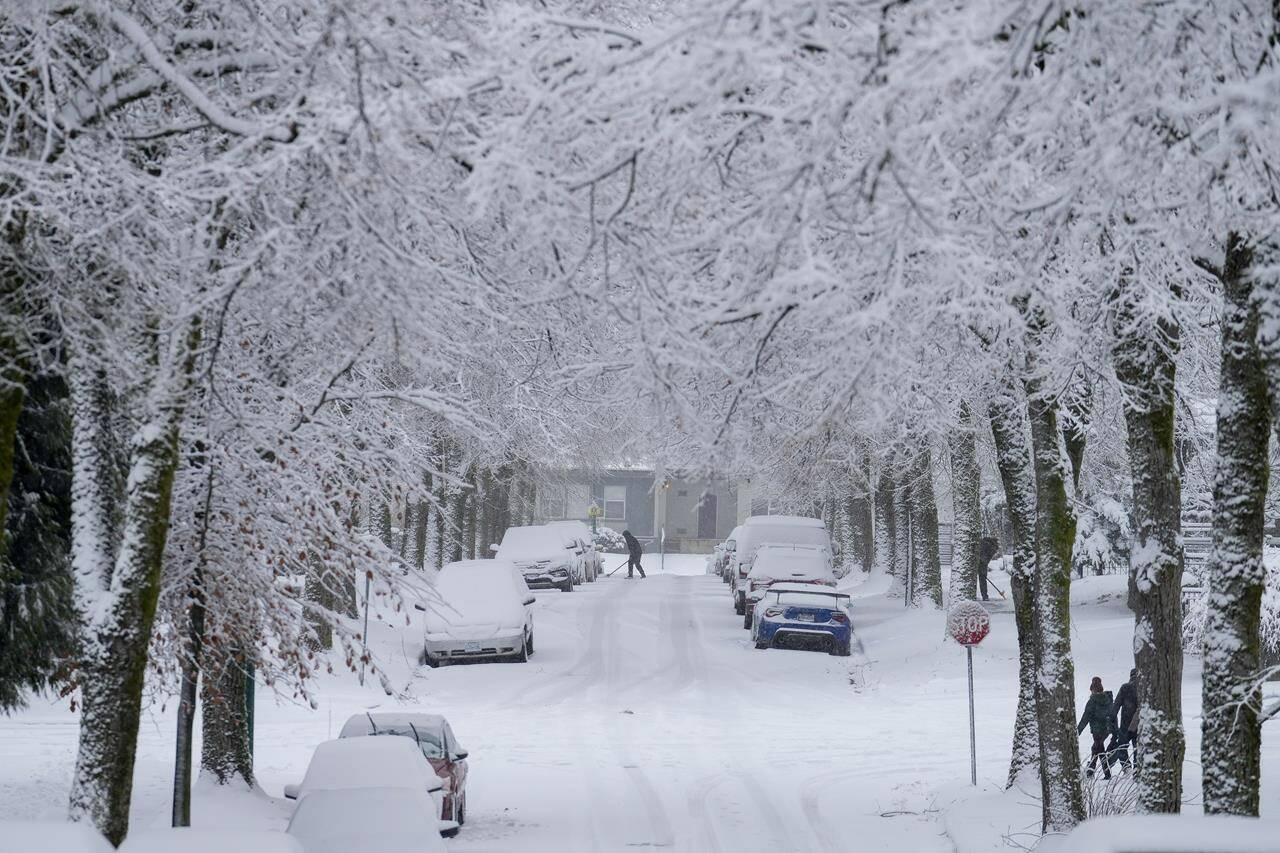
[986, 577, 1008, 600]
[606, 560, 630, 577]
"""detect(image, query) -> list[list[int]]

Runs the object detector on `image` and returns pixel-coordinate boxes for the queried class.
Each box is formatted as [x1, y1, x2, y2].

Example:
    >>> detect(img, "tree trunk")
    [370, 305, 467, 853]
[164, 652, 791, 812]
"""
[909, 449, 943, 608]
[1112, 271, 1185, 814]
[1202, 233, 1270, 815]
[875, 470, 896, 574]
[200, 649, 255, 788]
[988, 374, 1040, 788]
[67, 345, 191, 844]
[949, 402, 982, 603]
[1024, 326, 1085, 832]
[890, 473, 911, 597]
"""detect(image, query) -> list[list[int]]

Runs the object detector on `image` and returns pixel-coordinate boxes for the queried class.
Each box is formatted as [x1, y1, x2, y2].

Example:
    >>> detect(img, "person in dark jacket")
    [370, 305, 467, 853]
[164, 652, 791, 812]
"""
[1108, 668, 1139, 771]
[977, 537, 999, 601]
[1078, 676, 1115, 779]
[622, 530, 646, 579]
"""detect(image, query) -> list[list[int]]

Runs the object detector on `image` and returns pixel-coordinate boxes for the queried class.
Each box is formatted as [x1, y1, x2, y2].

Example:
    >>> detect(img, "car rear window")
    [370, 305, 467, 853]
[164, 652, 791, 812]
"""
[772, 592, 847, 608]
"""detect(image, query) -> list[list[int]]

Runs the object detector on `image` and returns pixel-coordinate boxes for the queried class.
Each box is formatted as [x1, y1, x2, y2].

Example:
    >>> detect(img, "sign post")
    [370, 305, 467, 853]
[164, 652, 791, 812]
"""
[947, 600, 991, 786]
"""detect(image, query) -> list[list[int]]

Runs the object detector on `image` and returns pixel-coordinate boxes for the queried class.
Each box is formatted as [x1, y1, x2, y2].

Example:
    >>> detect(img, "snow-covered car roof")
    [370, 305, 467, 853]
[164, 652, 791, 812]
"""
[424, 561, 528, 630]
[119, 829, 304, 853]
[549, 520, 592, 538]
[734, 523, 831, 557]
[0, 822, 113, 853]
[749, 548, 834, 580]
[298, 737, 444, 795]
[744, 515, 825, 528]
[495, 525, 576, 560]
[287, 788, 446, 853]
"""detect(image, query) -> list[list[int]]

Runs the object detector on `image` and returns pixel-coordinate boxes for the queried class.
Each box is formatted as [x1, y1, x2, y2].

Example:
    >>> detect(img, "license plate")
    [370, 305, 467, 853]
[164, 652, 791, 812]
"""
[464, 641, 482, 652]
[794, 613, 815, 622]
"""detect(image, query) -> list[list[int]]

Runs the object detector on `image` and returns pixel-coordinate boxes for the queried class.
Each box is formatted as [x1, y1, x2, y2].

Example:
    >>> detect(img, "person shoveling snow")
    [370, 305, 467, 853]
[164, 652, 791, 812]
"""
[622, 529, 646, 578]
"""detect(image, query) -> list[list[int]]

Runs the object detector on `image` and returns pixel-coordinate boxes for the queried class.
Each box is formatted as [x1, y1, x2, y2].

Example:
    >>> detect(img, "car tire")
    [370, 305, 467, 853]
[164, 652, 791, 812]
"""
[527, 632, 535, 656]
[559, 578, 573, 592]
[734, 598, 744, 616]
[754, 640, 769, 650]
[743, 610, 752, 630]
[421, 647, 440, 668]
[458, 794, 466, 826]
[831, 643, 852, 657]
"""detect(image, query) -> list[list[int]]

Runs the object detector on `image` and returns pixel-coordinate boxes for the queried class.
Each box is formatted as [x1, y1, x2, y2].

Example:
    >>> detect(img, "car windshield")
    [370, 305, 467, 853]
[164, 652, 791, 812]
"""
[368, 727, 445, 759]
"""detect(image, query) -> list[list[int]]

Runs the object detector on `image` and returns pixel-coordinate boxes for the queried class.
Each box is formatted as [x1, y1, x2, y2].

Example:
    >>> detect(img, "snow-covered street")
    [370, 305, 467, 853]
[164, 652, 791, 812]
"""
[6, 553, 1275, 851]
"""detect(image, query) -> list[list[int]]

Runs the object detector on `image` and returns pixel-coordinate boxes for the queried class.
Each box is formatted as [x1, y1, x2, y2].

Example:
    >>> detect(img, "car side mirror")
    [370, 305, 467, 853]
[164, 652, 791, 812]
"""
[283, 783, 300, 800]
[523, 596, 536, 606]
[489, 543, 500, 553]
[413, 603, 426, 612]
[453, 750, 468, 761]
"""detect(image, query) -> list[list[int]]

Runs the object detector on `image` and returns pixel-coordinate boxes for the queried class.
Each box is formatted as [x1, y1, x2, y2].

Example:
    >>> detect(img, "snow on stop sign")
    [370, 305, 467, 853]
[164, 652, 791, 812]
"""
[947, 600, 990, 646]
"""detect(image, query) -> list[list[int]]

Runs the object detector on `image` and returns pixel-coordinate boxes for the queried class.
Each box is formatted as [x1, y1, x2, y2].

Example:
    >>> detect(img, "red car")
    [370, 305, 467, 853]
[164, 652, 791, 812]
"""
[338, 712, 470, 830]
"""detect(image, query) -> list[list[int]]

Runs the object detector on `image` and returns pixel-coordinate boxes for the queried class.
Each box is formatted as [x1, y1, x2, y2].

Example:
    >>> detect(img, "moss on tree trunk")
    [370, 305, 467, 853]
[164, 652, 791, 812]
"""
[1112, 269, 1186, 814]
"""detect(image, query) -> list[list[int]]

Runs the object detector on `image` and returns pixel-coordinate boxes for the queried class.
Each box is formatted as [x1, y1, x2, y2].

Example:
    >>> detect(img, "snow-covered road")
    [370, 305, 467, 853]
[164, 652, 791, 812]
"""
[5, 556, 1276, 851]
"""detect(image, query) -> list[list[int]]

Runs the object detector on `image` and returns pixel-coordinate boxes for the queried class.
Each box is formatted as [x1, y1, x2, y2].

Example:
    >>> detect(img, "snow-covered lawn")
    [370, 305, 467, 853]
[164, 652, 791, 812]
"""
[2, 555, 1277, 851]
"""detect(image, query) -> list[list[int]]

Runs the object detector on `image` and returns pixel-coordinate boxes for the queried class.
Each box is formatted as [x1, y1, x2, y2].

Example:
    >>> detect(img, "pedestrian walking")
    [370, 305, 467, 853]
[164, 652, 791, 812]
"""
[1078, 676, 1115, 780]
[977, 537, 998, 602]
[622, 529, 646, 579]
[1108, 668, 1139, 771]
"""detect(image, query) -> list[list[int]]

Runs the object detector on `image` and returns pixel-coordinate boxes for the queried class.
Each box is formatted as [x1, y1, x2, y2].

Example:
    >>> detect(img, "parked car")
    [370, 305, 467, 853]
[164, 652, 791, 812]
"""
[287, 787, 447, 853]
[416, 559, 535, 665]
[339, 712, 469, 827]
[119, 829, 304, 853]
[729, 516, 835, 615]
[493, 524, 586, 590]
[751, 584, 853, 655]
[549, 520, 603, 582]
[282, 736, 455, 837]
[0, 822, 113, 853]
[710, 526, 742, 581]
[741, 544, 836, 628]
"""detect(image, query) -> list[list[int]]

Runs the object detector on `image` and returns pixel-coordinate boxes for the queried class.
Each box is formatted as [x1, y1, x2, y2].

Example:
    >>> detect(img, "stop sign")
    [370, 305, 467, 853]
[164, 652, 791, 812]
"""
[948, 600, 990, 646]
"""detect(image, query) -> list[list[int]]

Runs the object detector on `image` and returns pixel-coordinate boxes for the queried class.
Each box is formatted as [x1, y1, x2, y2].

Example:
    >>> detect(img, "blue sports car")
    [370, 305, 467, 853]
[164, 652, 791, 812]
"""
[751, 584, 853, 656]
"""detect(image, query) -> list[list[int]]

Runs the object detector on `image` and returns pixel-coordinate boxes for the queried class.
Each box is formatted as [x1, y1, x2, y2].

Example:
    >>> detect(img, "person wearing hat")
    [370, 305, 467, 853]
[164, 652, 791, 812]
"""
[1078, 676, 1116, 780]
[622, 529, 646, 579]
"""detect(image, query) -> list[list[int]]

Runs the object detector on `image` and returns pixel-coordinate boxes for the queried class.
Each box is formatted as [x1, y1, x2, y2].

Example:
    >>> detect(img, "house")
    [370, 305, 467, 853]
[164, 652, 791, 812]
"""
[535, 466, 739, 553]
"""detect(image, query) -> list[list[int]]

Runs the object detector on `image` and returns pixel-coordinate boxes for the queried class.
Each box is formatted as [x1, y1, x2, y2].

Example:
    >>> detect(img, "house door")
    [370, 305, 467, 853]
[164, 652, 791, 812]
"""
[697, 494, 717, 539]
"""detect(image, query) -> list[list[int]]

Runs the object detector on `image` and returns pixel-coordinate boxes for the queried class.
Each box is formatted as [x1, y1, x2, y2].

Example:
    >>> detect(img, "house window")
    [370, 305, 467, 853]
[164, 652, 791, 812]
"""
[677, 489, 688, 497]
[603, 485, 626, 520]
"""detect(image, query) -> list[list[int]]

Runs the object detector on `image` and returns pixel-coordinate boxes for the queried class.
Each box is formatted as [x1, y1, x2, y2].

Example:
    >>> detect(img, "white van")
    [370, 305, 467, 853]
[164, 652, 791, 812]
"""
[728, 516, 835, 614]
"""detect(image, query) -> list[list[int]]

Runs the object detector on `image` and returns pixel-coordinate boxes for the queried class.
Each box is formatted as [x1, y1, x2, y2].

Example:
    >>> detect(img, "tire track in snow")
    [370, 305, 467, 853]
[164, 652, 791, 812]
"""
[684, 772, 732, 853]
[506, 579, 634, 707]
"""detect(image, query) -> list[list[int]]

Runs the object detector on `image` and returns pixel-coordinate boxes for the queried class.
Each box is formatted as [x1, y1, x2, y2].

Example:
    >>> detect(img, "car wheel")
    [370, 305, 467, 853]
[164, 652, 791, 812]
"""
[421, 647, 440, 668]
[734, 598, 744, 616]
[560, 578, 573, 592]
[754, 640, 769, 650]
[458, 794, 467, 825]
[515, 640, 529, 663]
[831, 642, 852, 657]
[526, 631, 535, 656]
[742, 610, 752, 630]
